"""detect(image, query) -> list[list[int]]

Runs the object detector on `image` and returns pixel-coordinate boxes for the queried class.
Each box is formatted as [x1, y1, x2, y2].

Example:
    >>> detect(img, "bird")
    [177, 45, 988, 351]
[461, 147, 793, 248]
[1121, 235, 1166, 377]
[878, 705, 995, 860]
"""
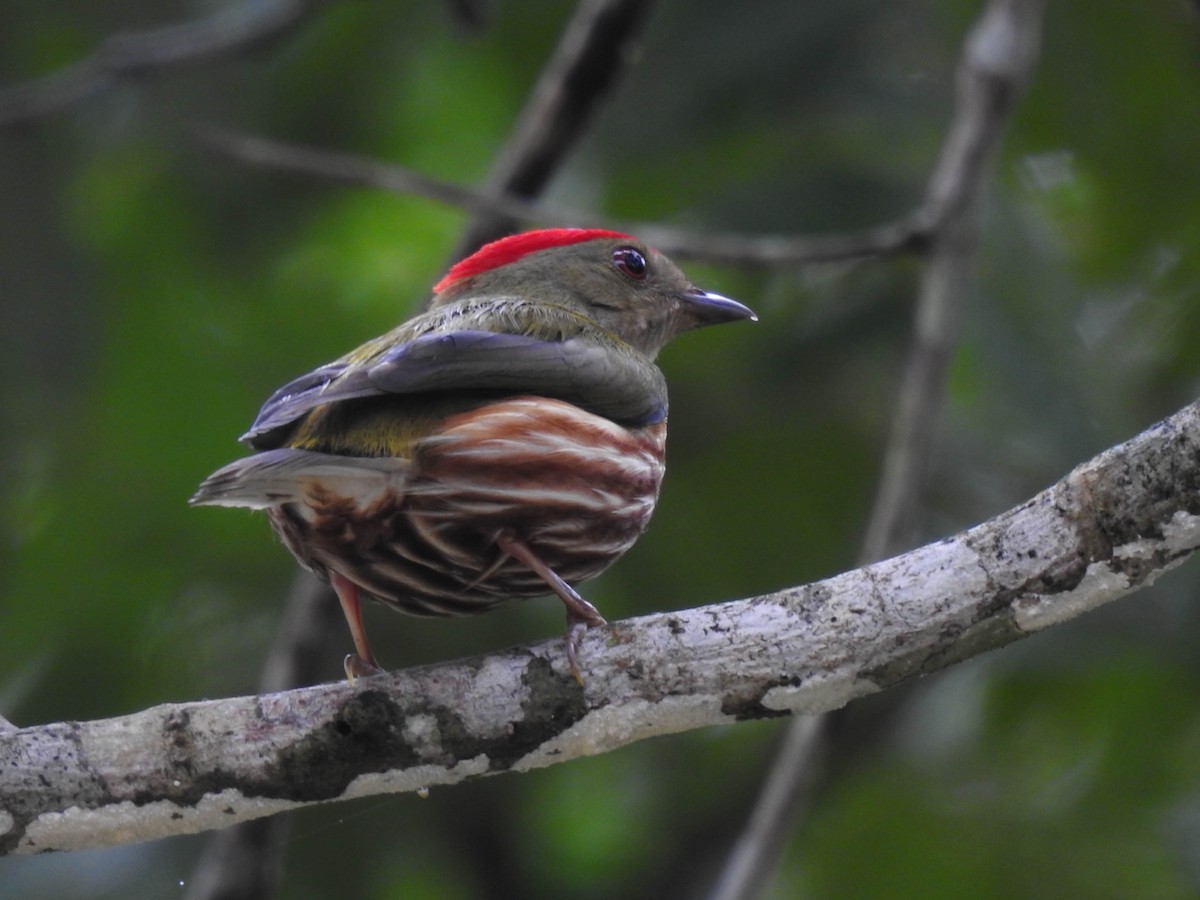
[191, 228, 755, 682]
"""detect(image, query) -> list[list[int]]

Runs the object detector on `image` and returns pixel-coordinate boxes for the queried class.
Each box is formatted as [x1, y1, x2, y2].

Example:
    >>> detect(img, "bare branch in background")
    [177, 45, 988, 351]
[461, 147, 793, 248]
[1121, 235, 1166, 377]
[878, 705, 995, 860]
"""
[703, 717, 825, 900]
[449, 0, 659, 260]
[0, 0, 325, 126]
[5, 394, 1200, 856]
[192, 0, 1043, 275]
[194, 125, 561, 225]
[707, 2, 1047, 898]
[196, 125, 940, 266]
[861, 0, 1046, 561]
[4, 0, 955, 268]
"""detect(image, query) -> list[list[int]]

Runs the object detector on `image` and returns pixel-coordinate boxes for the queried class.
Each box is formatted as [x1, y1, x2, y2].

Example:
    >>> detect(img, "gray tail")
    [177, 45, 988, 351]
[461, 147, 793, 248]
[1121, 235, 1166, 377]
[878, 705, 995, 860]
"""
[190, 448, 409, 510]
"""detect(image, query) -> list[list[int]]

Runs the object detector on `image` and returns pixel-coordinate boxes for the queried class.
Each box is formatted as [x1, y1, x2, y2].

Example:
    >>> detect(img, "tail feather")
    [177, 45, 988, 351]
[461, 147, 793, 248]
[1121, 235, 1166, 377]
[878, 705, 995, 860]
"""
[190, 448, 409, 510]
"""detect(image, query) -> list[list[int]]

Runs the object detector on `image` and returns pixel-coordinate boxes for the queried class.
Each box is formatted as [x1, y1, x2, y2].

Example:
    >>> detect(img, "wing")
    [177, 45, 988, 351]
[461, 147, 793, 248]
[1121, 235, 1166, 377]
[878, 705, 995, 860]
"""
[242, 326, 667, 450]
[241, 359, 373, 448]
[369, 330, 667, 423]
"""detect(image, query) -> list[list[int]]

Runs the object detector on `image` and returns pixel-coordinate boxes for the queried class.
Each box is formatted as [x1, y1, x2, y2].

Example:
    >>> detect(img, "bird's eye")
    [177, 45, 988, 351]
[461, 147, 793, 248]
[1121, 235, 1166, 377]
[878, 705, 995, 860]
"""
[611, 247, 648, 280]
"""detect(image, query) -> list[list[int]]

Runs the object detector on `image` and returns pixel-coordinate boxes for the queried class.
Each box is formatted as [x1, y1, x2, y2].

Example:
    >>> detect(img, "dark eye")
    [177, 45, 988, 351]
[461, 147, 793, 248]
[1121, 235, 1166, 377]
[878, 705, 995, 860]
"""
[611, 247, 647, 280]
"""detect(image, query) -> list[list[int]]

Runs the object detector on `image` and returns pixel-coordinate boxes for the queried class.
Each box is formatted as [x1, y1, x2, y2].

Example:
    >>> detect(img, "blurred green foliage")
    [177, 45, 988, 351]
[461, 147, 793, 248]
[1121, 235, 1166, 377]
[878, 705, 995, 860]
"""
[3, 1, 1200, 897]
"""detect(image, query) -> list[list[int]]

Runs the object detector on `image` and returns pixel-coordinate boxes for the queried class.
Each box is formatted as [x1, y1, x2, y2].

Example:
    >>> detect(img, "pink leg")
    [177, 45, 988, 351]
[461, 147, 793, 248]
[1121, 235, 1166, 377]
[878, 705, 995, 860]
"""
[331, 571, 385, 681]
[496, 530, 606, 684]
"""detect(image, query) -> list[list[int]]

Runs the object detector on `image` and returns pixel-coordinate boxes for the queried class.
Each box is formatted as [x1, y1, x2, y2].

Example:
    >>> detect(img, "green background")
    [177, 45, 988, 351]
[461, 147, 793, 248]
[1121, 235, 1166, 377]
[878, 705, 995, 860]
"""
[3, 1, 1200, 897]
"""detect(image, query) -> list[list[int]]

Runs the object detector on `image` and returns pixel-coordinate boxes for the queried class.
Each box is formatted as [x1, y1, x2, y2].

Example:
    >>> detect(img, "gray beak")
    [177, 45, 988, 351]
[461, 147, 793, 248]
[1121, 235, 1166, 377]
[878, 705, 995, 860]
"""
[680, 288, 758, 325]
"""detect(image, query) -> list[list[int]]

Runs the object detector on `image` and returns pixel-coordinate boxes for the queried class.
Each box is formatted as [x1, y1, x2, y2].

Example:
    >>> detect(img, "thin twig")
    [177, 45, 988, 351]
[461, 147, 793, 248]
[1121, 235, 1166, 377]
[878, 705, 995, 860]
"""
[704, 717, 826, 900]
[705, 3, 1046, 899]
[450, 0, 660, 260]
[194, 124, 558, 223]
[0, 0, 323, 126]
[861, 0, 1046, 560]
[197, 124, 935, 266]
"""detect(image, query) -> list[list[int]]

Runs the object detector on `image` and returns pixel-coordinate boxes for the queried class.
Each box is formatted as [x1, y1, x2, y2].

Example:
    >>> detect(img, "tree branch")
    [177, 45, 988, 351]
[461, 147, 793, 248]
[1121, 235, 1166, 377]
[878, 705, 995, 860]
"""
[193, 0, 1064, 273]
[190, 0, 1049, 276]
[0, 0, 327, 126]
[185, 0, 1046, 272]
[193, 124, 943, 266]
[5, 395, 1200, 856]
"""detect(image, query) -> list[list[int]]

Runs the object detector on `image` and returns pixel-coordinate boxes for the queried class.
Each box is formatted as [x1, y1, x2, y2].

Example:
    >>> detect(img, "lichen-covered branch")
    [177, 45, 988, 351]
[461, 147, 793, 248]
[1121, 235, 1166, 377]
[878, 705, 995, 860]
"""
[5, 397, 1200, 857]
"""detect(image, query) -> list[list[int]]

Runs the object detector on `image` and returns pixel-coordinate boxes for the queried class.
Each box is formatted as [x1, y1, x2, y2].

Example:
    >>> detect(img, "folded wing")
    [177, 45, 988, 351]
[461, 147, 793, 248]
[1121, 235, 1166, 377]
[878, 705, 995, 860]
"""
[242, 326, 668, 450]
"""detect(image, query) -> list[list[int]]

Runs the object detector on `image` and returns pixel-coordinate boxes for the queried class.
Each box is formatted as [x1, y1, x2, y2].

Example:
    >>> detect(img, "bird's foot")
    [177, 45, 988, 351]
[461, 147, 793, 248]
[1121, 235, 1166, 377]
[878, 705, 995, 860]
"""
[495, 529, 606, 684]
[565, 608, 607, 686]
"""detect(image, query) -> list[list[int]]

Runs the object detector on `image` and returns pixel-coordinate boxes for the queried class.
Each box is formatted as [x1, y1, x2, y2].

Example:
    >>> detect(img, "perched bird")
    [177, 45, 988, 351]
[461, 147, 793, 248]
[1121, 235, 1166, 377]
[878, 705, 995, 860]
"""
[192, 228, 755, 681]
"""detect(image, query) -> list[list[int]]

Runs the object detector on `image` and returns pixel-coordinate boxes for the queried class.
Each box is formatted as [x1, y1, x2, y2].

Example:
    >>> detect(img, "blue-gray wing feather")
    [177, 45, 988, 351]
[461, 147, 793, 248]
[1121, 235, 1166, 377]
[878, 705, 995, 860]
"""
[242, 330, 666, 449]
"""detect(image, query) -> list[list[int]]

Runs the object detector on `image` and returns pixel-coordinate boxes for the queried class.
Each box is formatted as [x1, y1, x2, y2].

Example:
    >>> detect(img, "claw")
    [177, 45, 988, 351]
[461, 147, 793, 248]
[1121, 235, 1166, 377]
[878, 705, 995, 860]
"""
[344, 652, 385, 683]
[563, 620, 588, 685]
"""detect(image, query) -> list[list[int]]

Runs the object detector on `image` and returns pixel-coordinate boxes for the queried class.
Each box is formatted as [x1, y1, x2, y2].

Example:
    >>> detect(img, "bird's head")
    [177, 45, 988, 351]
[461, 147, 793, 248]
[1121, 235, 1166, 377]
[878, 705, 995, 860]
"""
[432, 229, 756, 358]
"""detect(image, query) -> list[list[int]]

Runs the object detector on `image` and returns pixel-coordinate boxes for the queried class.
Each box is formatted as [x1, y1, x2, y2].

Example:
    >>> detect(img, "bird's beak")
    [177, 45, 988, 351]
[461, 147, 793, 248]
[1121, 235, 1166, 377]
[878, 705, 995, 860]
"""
[679, 289, 758, 325]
